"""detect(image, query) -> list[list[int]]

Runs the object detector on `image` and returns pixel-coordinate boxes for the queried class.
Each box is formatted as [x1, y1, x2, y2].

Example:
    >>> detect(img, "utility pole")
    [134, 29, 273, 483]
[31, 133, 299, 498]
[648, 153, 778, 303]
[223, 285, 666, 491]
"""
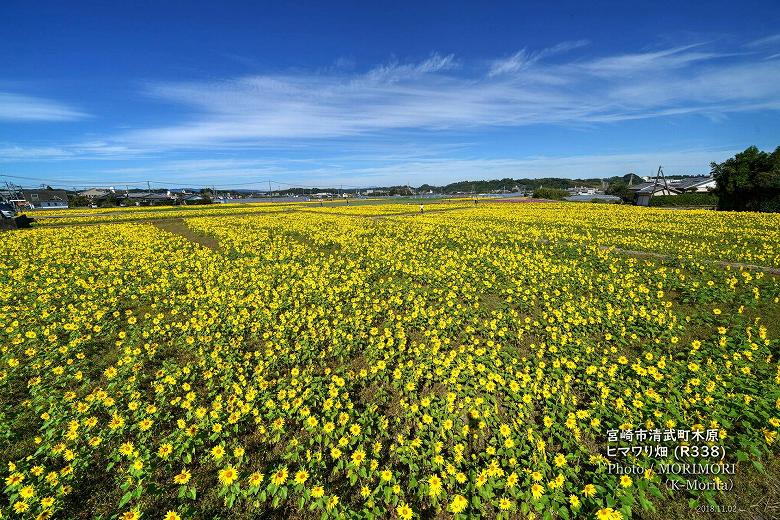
[648, 166, 668, 205]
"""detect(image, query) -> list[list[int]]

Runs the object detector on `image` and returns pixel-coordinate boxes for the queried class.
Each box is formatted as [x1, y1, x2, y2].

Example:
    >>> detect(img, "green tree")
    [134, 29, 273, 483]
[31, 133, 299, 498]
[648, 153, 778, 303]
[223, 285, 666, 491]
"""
[605, 179, 632, 201]
[711, 145, 780, 212]
[67, 194, 91, 207]
[99, 195, 119, 208]
[532, 187, 568, 200]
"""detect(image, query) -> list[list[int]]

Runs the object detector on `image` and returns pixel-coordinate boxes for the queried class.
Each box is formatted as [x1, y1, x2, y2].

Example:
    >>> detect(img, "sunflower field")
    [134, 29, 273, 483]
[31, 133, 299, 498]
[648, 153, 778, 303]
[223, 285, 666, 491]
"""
[1, 202, 779, 520]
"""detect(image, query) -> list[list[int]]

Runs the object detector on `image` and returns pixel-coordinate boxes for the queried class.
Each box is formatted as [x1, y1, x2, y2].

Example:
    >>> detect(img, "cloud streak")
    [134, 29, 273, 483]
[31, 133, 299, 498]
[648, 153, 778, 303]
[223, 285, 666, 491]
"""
[488, 39, 589, 76]
[0, 92, 87, 122]
[115, 40, 780, 150]
[746, 33, 780, 48]
[2, 38, 778, 187]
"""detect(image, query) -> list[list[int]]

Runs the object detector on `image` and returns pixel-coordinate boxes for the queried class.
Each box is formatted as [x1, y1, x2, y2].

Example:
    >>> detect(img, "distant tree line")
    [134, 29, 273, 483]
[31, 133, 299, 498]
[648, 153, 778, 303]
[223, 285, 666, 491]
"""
[55, 146, 778, 212]
[424, 177, 603, 194]
[603, 174, 642, 202]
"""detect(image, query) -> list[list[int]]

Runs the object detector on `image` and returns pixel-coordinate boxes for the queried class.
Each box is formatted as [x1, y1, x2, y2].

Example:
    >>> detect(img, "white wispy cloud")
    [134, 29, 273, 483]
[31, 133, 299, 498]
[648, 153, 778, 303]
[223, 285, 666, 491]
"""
[579, 43, 724, 75]
[488, 39, 589, 76]
[356, 52, 457, 82]
[415, 52, 458, 73]
[0, 92, 87, 122]
[745, 33, 780, 48]
[2, 39, 778, 188]
[112, 40, 779, 150]
[0, 140, 153, 162]
[0, 144, 75, 160]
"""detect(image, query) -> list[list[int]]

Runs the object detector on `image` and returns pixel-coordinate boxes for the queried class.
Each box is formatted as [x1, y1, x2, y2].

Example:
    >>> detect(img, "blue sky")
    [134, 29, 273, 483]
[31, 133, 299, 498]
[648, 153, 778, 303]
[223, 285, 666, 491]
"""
[1, 1, 780, 189]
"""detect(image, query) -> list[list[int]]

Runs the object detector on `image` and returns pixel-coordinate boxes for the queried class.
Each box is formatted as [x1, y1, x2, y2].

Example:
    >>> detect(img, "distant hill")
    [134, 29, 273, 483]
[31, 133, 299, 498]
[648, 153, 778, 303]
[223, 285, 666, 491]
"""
[278, 177, 610, 196]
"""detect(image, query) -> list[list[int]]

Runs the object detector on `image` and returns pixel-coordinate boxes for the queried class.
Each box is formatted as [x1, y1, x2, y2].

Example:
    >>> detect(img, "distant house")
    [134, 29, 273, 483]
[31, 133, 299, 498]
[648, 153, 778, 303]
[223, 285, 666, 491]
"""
[564, 193, 622, 203]
[121, 192, 176, 206]
[21, 189, 69, 209]
[627, 176, 715, 206]
[629, 183, 683, 206]
[179, 194, 207, 204]
[567, 186, 600, 196]
[79, 188, 114, 199]
[668, 177, 716, 193]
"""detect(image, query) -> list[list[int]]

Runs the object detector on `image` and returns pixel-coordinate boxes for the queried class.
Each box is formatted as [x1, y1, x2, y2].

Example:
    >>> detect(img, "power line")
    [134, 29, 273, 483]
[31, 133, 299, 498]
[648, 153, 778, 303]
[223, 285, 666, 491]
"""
[0, 174, 150, 185]
[1, 172, 409, 192]
[0, 173, 278, 188]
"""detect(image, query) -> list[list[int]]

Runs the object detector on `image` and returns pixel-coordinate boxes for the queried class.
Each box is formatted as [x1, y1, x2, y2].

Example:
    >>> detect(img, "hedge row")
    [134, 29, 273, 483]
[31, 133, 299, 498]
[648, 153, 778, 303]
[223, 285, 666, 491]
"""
[649, 192, 718, 207]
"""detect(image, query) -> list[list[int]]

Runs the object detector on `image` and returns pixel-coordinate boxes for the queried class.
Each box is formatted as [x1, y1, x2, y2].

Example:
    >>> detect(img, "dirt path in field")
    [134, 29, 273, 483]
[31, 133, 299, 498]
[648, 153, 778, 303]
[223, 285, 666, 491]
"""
[151, 219, 219, 251]
[291, 205, 471, 219]
[595, 245, 780, 275]
[519, 236, 780, 275]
